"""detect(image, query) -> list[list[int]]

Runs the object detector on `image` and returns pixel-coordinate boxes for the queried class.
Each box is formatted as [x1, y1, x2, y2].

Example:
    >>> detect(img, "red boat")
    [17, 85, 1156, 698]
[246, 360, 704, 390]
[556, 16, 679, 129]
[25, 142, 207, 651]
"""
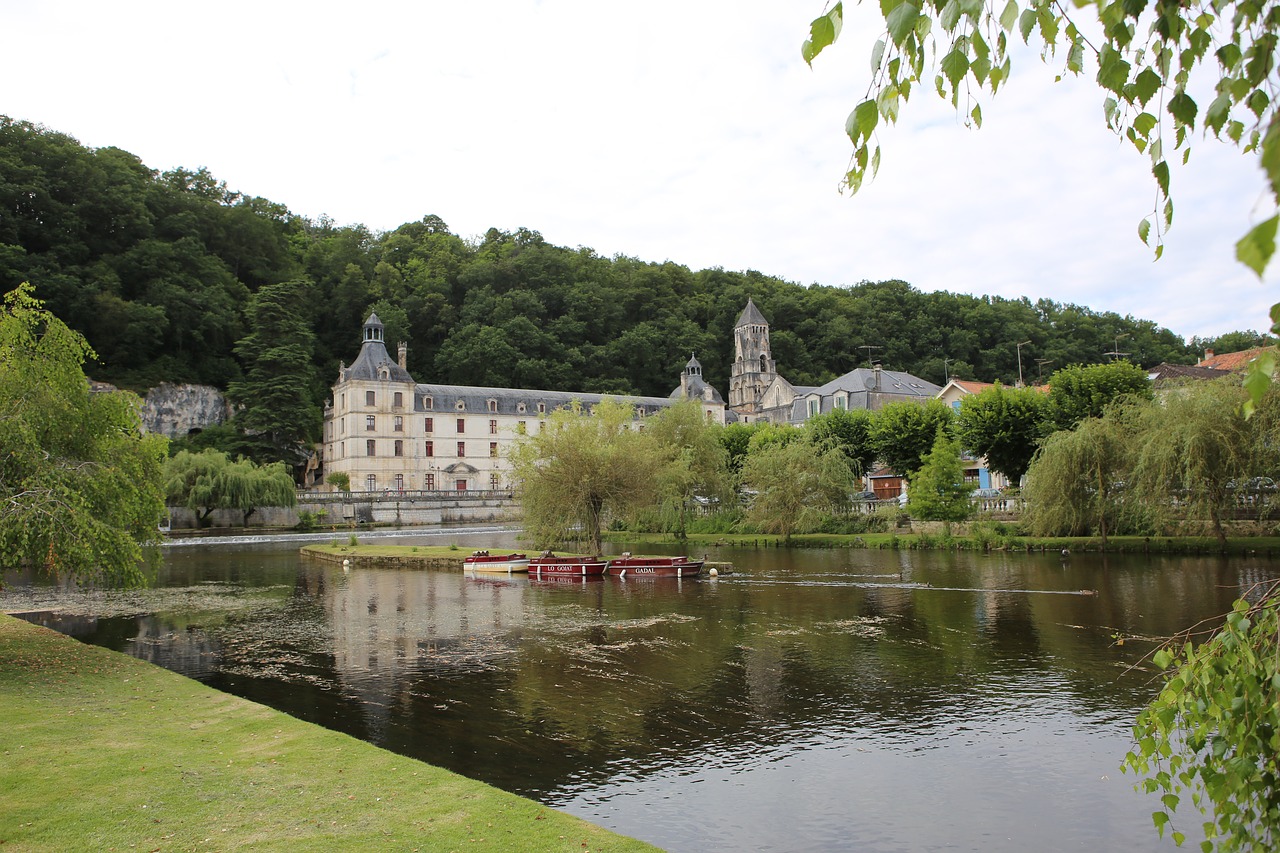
[463, 550, 530, 573]
[608, 553, 704, 578]
[528, 552, 609, 577]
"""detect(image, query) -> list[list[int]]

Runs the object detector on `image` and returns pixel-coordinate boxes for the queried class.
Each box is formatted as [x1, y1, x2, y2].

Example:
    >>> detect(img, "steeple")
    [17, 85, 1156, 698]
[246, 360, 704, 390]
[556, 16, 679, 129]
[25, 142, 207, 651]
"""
[729, 299, 776, 416]
[363, 312, 384, 344]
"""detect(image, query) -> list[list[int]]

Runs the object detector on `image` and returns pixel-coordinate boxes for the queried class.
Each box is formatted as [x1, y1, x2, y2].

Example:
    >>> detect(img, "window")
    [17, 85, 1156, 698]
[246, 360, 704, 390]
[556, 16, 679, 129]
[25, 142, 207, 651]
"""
[456, 418, 465, 433]
[394, 439, 403, 457]
[366, 475, 376, 491]
[393, 391, 403, 408]
[489, 473, 499, 490]
[517, 402, 527, 414]
[538, 402, 546, 414]
[393, 415, 403, 432]
[517, 420, 527, 434]
[366, 439, 376, 456]
[394, 474, 404, 491]
[455, 399, 466, 411]
[424, 395, 433, 409]
[340, 417, 345, 435]
[365, 391, 375, 406]
[489, 441, 498, 458]
[425, 441, 434, 457]
[455, 479, 467, 491]
[834, 396, 846, 410]
[760, 354, 768, 372]
[457, 442, 466, 457]
[489, 419, 498, 435]
[808, 398, 820, 417]
[366, 415, 375, 431]
[425, 417, 434, 433]
[487, 399, 498, 413]
[425, 473, 435, 491]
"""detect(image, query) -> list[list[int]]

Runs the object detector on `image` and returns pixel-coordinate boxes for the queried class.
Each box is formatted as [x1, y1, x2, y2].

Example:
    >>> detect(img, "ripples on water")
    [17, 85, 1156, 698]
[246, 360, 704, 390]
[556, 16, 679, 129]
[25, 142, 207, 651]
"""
[4, 538, 1275, 852]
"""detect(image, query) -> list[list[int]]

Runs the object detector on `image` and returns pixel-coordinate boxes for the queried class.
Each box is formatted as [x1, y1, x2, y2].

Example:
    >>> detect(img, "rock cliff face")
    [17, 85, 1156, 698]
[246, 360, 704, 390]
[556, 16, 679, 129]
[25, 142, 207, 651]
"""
[141, 383, 232, 438]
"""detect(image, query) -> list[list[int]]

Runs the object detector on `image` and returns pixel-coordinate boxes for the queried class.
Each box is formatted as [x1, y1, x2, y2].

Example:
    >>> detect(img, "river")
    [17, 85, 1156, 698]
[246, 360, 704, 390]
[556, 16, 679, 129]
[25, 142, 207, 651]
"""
[4, 527, 1275, 852]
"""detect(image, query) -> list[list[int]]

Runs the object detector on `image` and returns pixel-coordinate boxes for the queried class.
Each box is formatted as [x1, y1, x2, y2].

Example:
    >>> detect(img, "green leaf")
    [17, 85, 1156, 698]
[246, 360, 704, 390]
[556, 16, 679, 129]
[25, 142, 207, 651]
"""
[885, 1, 921, 45]
[1139, 217, 1152, 245]
[1018, 8, 1036, 42]
[1152, 160, 1170, 198]
[1153, 811, 1170, 837]
[1132, 68, 1162, 106]
[1154, 648, 1173, 669]
[941, 48, 971, 93]
[849, 100, 880, 143]
[999, 0, 1019, 31]
[871, 38, 886, 74]
[1235, 214, 1278, 277]
[803, 6, 844, 66]
[1168, 92, 1198, 127]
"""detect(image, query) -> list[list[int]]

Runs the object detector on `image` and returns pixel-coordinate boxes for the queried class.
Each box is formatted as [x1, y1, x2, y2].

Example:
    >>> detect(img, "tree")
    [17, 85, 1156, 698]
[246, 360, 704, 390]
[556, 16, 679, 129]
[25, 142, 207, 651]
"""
[1022, 410, 1140, 546]
[644, 400, 733, 538]
[802, 0, 1280, 404]
[740, 439, 854, 541]
[0, 283, 167, 586]
[1123, 586, 1280, 852]
[1047, 361, 1152, 431]
[807, 407, 877, 479]
[953, 383, 1050, 484]
[227, 279, 320, 467]
[1130, 379, 1279, 547]
[164, 449, 296, 527]
[508, 399, 656, 554]
[868, 399, 953, 477]
[905, 429, 973, 534]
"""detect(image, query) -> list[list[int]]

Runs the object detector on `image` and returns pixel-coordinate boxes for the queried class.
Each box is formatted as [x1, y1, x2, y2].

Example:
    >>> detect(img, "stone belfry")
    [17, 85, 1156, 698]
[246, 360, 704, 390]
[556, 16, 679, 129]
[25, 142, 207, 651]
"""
[728, 298, 777, 417]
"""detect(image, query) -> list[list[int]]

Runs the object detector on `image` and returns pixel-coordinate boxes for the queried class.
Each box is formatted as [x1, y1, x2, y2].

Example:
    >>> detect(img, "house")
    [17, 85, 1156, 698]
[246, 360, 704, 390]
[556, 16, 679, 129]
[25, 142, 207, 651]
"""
[1196, 346, 1277, 372]
[321, 314, 726, 492]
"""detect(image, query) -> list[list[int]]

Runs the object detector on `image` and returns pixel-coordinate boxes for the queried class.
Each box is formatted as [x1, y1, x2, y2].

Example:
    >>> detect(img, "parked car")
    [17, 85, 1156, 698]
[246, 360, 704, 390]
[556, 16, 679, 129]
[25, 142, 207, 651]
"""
[852, 490, 878, 502]
[971, 487, 1002, 498]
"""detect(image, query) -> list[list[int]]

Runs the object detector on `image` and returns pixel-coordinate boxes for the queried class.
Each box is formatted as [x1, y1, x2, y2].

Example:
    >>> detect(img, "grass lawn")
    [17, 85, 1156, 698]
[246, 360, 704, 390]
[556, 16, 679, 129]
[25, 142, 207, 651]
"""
[0, 614, 659, 852]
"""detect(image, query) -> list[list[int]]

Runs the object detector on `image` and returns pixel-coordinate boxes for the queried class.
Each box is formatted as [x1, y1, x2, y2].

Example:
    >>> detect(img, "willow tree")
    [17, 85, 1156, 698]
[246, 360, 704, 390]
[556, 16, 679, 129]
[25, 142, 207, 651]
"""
[740, 439, 854, 541]
[508, 398, 657, 554]
[0, 283, 168, 586]
[164, 449, 297, 528]
[1022, 408, 1141, 546]
[1129, 380, 1272, 547]
[644, 400, 733, 538]
[803, 0, 1280, 406]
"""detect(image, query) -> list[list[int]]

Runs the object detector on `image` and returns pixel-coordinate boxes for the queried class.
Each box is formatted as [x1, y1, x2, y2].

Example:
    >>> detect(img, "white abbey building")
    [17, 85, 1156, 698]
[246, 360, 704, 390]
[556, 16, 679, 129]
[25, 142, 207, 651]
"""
[321, 314, 727, 493]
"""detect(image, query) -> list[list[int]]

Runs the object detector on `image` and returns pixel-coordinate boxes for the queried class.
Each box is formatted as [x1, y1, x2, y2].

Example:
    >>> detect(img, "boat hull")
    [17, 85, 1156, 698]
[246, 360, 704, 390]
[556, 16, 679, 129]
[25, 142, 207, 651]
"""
[464, 553, 530, 574]
[609, 556, 704, 578]
[529, 557, 609, 576]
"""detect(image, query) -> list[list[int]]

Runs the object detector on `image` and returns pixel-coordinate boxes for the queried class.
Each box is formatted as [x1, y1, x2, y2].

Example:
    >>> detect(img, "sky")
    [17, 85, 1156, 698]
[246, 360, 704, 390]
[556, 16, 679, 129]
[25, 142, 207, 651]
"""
[3, 0, 1276, 344]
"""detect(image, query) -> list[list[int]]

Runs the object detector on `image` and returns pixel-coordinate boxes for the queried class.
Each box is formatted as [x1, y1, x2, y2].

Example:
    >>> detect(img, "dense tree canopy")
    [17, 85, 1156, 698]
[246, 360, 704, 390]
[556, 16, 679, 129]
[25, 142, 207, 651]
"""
[0, 283, 167, 586]
[0, 115, 1225, 472]
[954, 383, 1050, 483]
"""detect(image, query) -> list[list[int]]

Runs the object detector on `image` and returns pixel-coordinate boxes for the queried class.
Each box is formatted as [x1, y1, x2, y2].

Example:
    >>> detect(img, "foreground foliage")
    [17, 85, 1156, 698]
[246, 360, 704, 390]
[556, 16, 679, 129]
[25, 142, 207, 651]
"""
[0, 283, 167, 586]
[1123, 585, 1280, 852]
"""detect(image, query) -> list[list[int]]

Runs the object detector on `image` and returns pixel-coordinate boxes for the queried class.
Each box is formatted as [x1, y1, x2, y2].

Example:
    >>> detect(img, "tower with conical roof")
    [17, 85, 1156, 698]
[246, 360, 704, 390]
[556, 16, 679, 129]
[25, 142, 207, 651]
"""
[728, 298, 776, 417]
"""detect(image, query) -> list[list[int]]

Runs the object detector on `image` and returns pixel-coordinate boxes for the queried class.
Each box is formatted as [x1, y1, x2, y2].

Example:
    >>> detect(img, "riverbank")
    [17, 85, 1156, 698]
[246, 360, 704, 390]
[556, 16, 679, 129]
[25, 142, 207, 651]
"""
[609, 530, 1280, 556]
[0, 614, 658, 852]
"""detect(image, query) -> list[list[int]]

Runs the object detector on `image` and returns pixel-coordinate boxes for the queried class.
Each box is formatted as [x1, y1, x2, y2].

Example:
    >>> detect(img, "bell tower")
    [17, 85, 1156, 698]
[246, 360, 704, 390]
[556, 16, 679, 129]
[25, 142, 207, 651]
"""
[728, 298, 776, 417]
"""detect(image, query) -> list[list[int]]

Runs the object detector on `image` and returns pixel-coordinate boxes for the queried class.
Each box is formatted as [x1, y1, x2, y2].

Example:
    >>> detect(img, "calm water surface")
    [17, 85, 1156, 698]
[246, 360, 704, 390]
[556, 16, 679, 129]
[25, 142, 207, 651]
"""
[5, 528, 1277, 852]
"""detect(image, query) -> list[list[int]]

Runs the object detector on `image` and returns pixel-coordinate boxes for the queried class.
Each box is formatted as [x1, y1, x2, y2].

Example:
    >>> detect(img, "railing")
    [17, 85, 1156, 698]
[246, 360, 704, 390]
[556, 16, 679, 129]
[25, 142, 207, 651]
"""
[298, 489, 515, 503]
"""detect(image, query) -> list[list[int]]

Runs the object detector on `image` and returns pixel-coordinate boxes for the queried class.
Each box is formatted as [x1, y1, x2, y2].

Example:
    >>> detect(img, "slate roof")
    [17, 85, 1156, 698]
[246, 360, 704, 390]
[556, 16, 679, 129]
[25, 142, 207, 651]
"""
[345, 314, 414, 383]
[735, 298, 768, 328]
[786, 367, 941, 421]
[413, 383, 672, 417]
[1148, 363, 1232, 384]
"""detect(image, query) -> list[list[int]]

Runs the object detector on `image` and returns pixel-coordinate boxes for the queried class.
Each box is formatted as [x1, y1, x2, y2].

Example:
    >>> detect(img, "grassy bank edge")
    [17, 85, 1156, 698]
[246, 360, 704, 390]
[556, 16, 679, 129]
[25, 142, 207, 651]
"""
[0, 614, 659, 853]
[605, 530, 1280, 556]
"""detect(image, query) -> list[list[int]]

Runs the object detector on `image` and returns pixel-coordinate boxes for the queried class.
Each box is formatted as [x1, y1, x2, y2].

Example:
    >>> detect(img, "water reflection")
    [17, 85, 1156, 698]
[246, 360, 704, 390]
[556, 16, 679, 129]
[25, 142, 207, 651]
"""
[4, 538, 1276, 852]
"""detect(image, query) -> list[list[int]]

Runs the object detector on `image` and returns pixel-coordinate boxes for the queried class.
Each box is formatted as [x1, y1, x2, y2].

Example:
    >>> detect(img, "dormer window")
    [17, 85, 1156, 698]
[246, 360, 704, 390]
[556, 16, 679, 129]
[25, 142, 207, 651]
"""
[455, 400, 466, 412]
[487, 399, 498, 413]
[423, 395, 433, 409]
[516, 402, 527, 414]
[537, 402, 546, 414]
[378, 366, 390, 380]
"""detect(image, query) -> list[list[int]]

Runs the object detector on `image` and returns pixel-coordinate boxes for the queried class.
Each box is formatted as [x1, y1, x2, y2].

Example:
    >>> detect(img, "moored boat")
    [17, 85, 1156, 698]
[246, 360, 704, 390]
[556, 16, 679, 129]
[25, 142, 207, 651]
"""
[608, 553, 704, 578]
[528, 552, 609, 576]
[463, 550, 530, 573]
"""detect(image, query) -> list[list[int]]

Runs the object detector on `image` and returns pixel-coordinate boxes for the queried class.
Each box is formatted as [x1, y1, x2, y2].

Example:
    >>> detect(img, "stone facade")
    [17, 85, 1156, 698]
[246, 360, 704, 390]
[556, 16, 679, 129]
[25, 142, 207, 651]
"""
[321, 314, 726, 492]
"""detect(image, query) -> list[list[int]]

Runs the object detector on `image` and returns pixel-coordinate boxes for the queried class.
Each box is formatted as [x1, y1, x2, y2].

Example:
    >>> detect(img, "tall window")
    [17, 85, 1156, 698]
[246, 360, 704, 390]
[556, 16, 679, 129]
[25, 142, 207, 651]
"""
[489, 419, 498, 435]
[393, 415, 403, 432]
[394, 474, 404, 491]
[366, 439, 376, 456]
[489, 473, 499, 490]
[423, 395, 433, 409]
[365, 390, 375, 406]
[394, 439, 403, 457]
[366, 475, 376, 491]
[393, 391, 403, 408]
[366, 415, 375, 431]
[425, 441, 434, 457]
[457, 441, 466, 457]
[489, 441, 498, 458]
[487, 399, 498, 413]
[424, 417, 434, 433]
[425, 473, 435, 491]
[456, 418, 465, 433]
[517, 420, 527, 434]
[537, 402, 546, 414]
[808, 398, 820, 417]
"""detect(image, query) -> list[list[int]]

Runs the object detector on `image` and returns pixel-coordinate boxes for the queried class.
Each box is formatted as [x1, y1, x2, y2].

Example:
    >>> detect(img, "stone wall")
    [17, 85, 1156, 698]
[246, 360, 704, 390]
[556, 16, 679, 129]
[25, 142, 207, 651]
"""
[141, 383, 232, 438]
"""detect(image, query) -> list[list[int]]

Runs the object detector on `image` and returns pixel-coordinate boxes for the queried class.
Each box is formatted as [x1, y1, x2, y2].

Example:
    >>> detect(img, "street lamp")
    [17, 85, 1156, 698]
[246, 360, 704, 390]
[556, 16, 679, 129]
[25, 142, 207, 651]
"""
[1015, 340, 1032, 387]
[1035, 358, 1055, 384]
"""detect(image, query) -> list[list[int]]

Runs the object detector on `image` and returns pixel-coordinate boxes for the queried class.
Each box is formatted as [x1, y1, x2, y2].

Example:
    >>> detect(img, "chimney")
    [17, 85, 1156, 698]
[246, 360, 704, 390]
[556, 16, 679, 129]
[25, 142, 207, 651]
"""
[1204, 348, 1214, 360]
[397, 342, 408, 370]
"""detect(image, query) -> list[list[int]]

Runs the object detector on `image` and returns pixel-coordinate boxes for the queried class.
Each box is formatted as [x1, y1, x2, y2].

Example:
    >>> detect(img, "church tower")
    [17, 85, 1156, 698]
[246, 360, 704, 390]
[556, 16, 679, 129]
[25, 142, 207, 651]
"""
[728, 298, 777, 418]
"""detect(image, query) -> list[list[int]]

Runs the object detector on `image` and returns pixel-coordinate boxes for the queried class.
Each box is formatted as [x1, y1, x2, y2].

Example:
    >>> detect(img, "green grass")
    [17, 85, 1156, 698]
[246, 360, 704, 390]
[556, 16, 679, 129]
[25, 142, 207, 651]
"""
[607, 530, 1280, 556]
[0, 614, 659, 852]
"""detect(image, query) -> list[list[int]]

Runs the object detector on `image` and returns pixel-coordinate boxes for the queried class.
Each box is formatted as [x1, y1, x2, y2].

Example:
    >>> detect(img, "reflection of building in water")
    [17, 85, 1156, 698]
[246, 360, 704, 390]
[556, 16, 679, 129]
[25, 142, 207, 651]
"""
[322, 566, 528, 738]
[126, 615, 221, 680]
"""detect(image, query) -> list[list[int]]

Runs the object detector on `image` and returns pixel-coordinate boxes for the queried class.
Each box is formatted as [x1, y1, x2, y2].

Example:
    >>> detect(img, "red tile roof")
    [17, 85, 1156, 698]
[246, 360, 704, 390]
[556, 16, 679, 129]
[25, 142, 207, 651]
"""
[1196, 346, 1276, 372]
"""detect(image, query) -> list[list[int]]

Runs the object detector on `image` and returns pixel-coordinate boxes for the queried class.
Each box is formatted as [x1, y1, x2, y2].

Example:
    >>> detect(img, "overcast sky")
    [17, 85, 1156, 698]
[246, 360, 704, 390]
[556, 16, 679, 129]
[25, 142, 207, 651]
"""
[4, 1, 1276, 343]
